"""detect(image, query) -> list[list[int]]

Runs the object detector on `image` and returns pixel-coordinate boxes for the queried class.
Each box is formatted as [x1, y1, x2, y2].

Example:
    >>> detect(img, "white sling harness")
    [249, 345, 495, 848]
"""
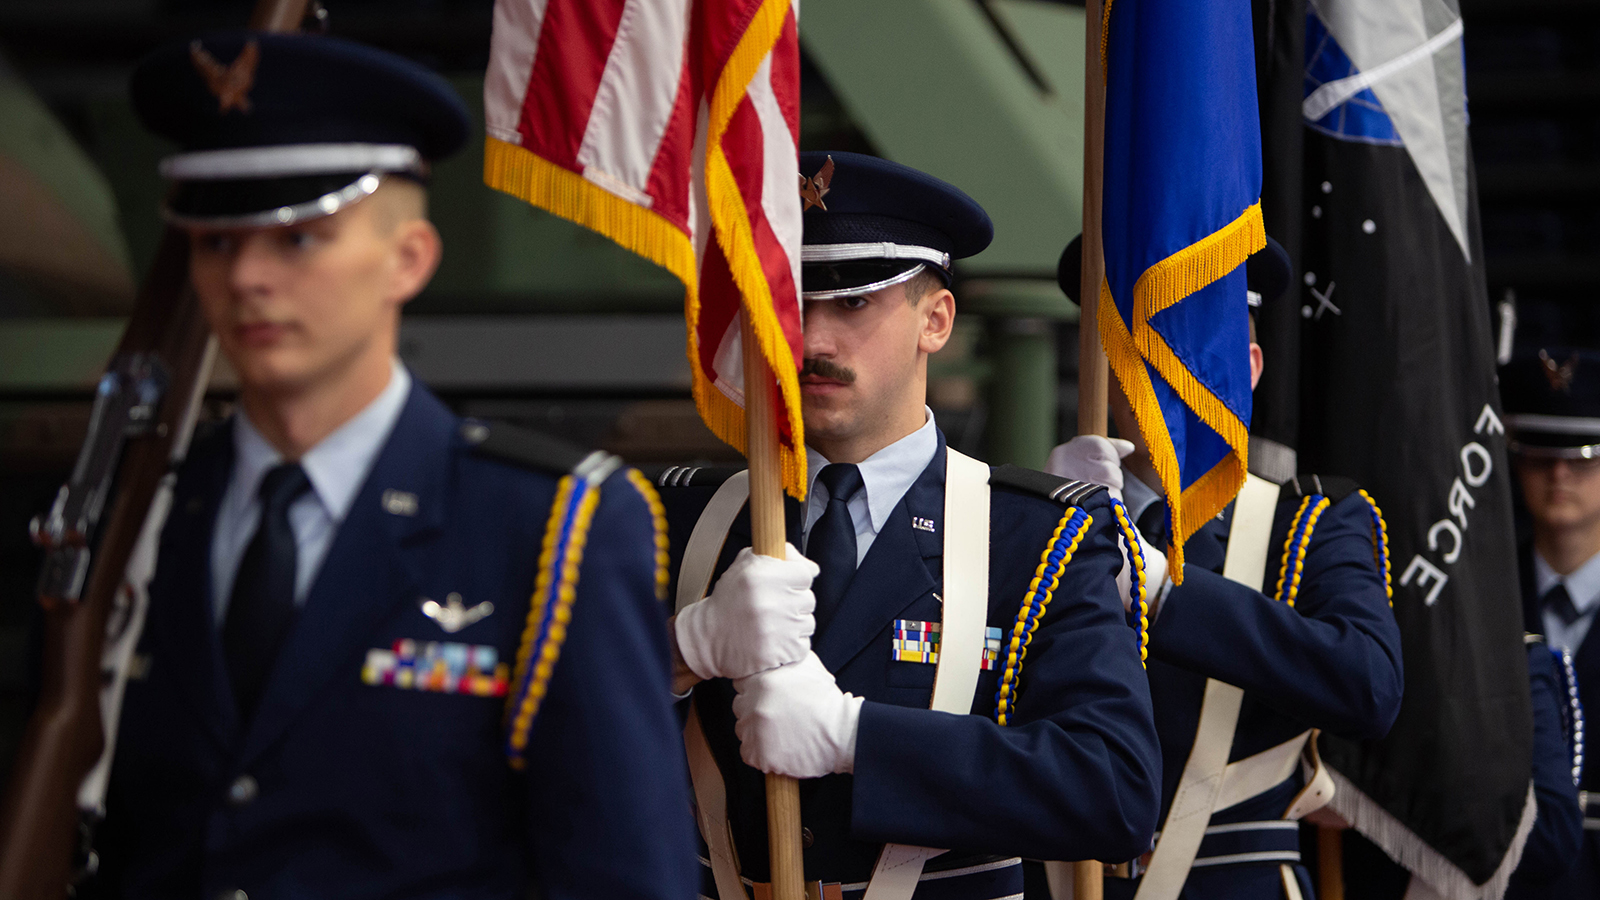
[677, 450, 994, 900]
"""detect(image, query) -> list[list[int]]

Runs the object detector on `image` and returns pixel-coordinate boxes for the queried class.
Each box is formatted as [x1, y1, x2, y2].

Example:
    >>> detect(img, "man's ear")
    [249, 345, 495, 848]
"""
[919, 288, 955, 354]
[389, 219, 443, 308]
[1249, 342, 1265, 390]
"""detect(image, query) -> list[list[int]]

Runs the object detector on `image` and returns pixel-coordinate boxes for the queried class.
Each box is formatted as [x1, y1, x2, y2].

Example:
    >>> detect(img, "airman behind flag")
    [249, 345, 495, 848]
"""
[481, 0, 806, 496]
[1099, 0, 1265, 576]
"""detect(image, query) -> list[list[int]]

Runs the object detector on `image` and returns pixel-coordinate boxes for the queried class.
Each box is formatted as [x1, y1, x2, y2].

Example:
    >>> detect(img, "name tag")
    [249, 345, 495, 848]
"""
[892, 619, 1002, 670]
[362, 639, 509, 697]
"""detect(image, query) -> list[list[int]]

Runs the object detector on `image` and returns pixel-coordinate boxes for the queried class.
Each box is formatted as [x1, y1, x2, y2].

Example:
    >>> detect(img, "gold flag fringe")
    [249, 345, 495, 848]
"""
[702, 0, 807, 498]
[1099, 286, 1195, 580]
[1132, 202, 1266, 321]
[1096, 201, 1264, 580]
[484, 108, 807, 498]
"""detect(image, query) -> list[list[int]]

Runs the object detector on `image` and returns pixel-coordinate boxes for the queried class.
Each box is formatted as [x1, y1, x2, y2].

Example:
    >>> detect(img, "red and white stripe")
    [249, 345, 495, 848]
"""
[485, 0, 804, 434]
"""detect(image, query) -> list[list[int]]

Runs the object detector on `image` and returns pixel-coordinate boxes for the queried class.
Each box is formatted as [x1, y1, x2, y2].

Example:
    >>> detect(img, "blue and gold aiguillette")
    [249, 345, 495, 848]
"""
[362, 639, 509, 697]
[891, 620, 1004, 670]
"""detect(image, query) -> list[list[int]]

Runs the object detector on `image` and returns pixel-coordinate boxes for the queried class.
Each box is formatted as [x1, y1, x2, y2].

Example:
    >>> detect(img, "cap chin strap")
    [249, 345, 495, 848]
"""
[159, 142, 427, 180]
[162, 172, 386, 229]
[803, 263, 928, 301]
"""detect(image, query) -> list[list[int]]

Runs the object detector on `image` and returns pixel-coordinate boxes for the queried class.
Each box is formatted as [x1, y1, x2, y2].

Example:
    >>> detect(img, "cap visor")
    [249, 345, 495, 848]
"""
[165, 171, 383, 227]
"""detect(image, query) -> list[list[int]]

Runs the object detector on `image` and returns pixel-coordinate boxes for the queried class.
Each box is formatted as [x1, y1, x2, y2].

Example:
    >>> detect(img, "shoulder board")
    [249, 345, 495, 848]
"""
[990, 464, 1107, 506]
[649, 464, 746, 489]
[1283, 473, 1361, 504]
[459, 419, 606, 477]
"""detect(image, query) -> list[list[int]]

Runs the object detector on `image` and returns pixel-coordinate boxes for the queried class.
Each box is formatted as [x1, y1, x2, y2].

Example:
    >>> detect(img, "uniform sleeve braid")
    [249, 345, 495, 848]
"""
[994, 507, 1093, 725]
[625, 468, 671, 602]
[1273, 495, 1330, 608]
[1109, 498, 1150, 668]
[504, 472, 605, 768]
[1357, 489, 1393, 605]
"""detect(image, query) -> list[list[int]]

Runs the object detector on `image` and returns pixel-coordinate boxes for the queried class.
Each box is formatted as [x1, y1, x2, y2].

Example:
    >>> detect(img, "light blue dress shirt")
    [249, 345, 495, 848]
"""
[1533, 548, 1600, 655]
[210, 360, 411, 623]
[802, 407, 938, 566]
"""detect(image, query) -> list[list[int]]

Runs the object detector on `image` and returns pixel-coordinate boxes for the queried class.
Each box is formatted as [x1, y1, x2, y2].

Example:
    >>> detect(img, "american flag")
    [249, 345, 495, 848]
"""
[482, 0, 806, 495]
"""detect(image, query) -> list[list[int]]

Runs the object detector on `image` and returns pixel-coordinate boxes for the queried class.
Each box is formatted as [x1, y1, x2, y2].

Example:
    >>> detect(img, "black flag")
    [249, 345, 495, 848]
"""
[1259, 1, 1534, 896]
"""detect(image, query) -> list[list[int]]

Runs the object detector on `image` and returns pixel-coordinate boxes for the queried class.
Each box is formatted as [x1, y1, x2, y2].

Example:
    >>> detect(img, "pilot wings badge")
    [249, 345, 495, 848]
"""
[420, 593, 494, 634]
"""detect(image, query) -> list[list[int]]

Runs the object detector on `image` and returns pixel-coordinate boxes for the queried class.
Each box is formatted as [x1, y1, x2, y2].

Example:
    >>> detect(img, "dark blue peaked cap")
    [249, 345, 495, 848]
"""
[799, 151, 992, 299]
[1500, 347, 1600, 456]
[131, 31, 470, 227]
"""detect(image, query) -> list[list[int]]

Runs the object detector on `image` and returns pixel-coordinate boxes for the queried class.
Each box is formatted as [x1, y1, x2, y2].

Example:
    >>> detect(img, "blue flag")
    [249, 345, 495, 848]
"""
[1099, 0, 1264, 576]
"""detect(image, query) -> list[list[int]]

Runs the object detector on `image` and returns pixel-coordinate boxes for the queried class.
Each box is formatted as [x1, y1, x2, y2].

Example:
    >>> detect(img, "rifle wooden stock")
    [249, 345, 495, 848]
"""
[0, 231, 206, 899]
[249, 0, 312, 31]
[0, 4, 309, 896]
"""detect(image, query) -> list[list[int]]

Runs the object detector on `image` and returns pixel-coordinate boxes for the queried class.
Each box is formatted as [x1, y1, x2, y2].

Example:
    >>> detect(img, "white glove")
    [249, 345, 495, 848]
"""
[1117, 526, 1169, 616]
[675, 545, 819, 681]
[1046, 435, 1135, 500]
[732, 652, 863, 779]
[1049, 436, 1159, 612]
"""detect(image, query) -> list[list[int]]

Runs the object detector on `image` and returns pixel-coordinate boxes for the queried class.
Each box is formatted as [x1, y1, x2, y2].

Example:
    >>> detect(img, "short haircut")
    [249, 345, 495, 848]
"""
[368, 177, 430, 234]
[903, 267, 944, 306]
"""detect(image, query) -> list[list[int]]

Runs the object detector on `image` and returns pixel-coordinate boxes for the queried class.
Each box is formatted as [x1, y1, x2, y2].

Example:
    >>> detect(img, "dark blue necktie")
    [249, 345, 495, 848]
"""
[807, 464, 864, 634]
[223, 462, 312, 721]
[1544, 583, 1583, 628]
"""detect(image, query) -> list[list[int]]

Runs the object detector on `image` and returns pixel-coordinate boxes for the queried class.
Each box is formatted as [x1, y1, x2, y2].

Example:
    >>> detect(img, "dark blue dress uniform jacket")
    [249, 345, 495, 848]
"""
[92, 382, 698, 900]
[659, 435, 1162, 898]
[1514, 544, 1598, 897]
[1100, 479, 1403, 900]
[1505, 635, 1584, 899]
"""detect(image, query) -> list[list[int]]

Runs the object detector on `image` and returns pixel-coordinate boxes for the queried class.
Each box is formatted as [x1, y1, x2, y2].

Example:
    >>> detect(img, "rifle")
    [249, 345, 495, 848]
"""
[0, 2, 310, 895]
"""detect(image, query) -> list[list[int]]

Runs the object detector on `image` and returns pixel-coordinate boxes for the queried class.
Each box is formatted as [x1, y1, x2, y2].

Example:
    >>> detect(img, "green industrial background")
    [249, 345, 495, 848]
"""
[0, 0, 1092, 474]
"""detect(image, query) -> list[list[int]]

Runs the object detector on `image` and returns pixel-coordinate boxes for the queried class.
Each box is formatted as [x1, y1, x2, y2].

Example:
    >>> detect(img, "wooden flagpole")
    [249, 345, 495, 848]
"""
[1318, 827, 1345, 900]
[741, 316, 806, 900]
[1077, 0, 1109, 446]
[1075, 0, 1109, 897]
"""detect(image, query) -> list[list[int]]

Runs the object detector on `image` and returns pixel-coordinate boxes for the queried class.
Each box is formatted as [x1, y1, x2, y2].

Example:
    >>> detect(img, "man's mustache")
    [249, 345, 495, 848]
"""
[800, 358, 856, 384]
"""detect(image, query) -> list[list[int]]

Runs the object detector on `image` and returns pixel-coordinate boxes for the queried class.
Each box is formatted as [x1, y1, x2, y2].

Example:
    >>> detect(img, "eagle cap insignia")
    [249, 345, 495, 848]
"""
[799, 155, 834, 211]
[190, 39, 260, 114]
[420, 593, 495, 634]
[1539, 349, 1579, 394]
